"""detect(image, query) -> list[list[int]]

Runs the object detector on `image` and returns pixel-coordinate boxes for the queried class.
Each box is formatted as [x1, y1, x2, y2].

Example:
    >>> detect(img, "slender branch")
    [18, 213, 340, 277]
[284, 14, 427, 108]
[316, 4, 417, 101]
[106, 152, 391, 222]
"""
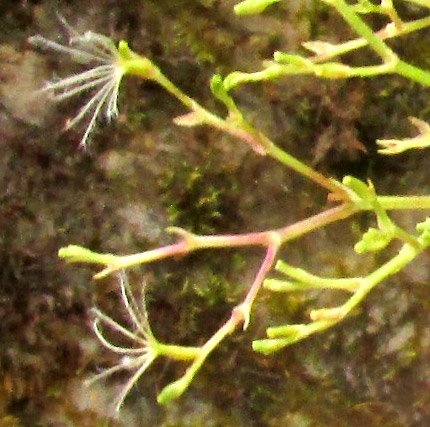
[158, 241, 279, 403]
[340, 239, 427, 315]
[377, 195, 430, 210]
[266, 143, 350, 200]
[243, 245, 279, 310]
[308, 16, 430, 63]
[157, 307, 242, 404]
[63, 192, 430, 280]
[323, 0, 397, 62]
[90, 203, 357, 278]
[255, 234, 430, 354]
[127, 52, 353, 198]
[395, 60, 430, 87]
[239, 245, 279, 329]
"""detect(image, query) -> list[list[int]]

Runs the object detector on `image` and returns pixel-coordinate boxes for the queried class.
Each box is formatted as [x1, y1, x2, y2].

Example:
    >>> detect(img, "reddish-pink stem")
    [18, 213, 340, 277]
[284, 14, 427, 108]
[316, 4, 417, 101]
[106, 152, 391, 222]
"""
[96, 203, 357, 278]
[243, 245, 278, 309]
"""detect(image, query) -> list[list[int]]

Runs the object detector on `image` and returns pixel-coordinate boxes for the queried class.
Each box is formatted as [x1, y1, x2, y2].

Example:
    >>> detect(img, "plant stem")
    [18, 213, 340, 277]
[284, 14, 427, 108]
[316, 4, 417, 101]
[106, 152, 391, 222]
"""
[395, 60, 430, 87]
[310, 16, 430, 63]
[156, 343, 200, 361]
[239, 245, 279, 328]
[324, 0, 430, 86]
[266, 143, 349, 199]
[158, 241, 279, 403]
[127, 51, 352, 196]
[324, 0, 396, 62]
[377, 195, 430, 210]
[157, 307, 242, 404]
[92, 204, 357, 278]
[341, 238, 428, 315]
[256, 235, 430, 354]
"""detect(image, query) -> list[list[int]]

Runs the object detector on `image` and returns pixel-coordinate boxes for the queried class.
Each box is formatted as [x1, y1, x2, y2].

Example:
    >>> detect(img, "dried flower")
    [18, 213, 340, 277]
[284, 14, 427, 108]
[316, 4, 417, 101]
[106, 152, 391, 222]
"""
[377, 117, 430, 155]
[29, 18, 126, 147]
[87, 272, 159, 411]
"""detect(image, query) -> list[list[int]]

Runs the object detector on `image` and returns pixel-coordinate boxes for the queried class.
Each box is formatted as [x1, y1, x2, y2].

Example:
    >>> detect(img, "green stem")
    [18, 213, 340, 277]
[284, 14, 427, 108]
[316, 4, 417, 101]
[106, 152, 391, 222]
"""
[395, 60, 430, 87]
[253, 319, 334, 354]
[126, 49, 351, 196]
[377, 195, 430, 210]
[325, 0, 396, 62]
[157, 304, 243, 404]
[146, 71, 271, 154]
[258, 237, 430, 354]
[310, 16, 430, 62]
[156, 71, 348, 196]
[270, 260, 361, 291]
[277, 203, 358, 241]
[156, 343, 200, 361]
[326, 0, 430, 86]
[341, 239, 427, 315]
[266, 143, 348, 198]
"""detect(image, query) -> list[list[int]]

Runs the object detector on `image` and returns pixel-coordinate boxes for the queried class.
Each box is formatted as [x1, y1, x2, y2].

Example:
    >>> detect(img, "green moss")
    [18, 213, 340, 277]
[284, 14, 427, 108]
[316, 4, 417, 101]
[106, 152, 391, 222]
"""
[146, 0, 237, 67]
[159, 159, 240, 235]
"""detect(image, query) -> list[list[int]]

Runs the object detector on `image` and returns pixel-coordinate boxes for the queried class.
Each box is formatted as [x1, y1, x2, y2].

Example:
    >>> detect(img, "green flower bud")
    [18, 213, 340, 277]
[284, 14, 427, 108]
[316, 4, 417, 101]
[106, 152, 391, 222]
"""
[253, 337, 299, 354]
[354, 228, 392, 254]
[157, 377, 189, 405]
[58, 245, 116, 264]
[234, 0, 282, 15]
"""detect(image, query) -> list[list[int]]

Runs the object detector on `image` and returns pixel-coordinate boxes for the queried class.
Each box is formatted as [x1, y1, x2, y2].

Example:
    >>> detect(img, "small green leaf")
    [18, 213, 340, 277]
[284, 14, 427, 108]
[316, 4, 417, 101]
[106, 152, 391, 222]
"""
[222, 71, 247, 91]
[342, 176, 371, 198]
[310, 307, 345, 322]
[267, 324, 307, 338]
[210, 74, 225, 97]
[253, 336, 300, 354]
[354, 227, 392, 254]
[342, 175, 376, 209]
[210, 74, 237, 111]
[58, 245, 116, 264]
[234, 0, 282, 15]
[377, 117, 430, 155]
[264, 278, 303, 292]
[157, 377, 189, 405]
[118, 40, 132, 60]
[273, 52, 312, 67]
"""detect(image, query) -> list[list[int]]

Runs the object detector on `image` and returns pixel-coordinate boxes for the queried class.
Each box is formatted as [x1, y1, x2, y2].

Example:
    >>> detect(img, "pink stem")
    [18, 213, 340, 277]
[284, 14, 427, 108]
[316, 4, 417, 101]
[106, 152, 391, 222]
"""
[243, 245, 278, 309]
[96, 203, 357, 278]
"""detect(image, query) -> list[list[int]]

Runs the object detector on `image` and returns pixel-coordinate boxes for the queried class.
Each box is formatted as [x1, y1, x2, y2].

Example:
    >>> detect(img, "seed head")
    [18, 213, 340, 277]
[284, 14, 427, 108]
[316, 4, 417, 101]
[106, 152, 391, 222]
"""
[87, 272, 159, 411]
[29, 17, 126, 147]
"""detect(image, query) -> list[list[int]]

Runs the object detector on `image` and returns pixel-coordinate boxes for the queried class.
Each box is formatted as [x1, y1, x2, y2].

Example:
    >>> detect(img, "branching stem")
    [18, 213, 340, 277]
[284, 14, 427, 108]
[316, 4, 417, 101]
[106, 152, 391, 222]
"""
[49, 0, 430, 407]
